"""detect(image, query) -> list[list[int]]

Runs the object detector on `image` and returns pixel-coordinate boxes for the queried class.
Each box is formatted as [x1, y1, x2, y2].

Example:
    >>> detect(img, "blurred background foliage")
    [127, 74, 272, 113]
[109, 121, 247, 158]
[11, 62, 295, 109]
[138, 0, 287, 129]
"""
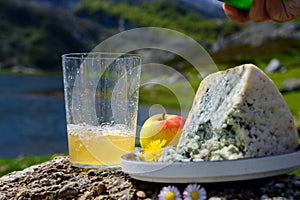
[1, 0, 299, 71]
[0, 0, 242, 70]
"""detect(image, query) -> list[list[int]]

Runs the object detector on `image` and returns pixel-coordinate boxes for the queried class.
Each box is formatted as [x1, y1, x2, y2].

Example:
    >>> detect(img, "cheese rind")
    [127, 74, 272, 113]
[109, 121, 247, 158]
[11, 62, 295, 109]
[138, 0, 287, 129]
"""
[160, 64, 299, 162]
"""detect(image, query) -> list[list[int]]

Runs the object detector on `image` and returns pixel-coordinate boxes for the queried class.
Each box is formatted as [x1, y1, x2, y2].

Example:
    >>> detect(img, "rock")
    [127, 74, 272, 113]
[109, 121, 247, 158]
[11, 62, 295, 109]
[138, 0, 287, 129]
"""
[0, 156, 300, 199]
[265, 58, 286, 73]
[93, 182, 107, 195]
[58, 182, 79, 198]
[212, 21, 300, 52]
[11, 65, 39, 74]
[280, 79, 300, 93]
[136, 190, 147, 198]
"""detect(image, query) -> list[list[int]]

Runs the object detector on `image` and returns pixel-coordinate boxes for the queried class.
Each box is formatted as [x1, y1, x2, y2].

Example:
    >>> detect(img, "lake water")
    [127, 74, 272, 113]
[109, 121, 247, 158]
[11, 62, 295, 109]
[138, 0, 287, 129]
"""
[0, 74, 67, 158]
[0, 74, 184, 158]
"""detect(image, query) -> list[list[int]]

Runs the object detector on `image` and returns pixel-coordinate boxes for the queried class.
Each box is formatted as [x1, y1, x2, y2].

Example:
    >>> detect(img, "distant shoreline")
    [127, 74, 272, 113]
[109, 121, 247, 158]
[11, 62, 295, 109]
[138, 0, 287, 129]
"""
[25, 90, 64, 99]
[0, 68, 62, 77]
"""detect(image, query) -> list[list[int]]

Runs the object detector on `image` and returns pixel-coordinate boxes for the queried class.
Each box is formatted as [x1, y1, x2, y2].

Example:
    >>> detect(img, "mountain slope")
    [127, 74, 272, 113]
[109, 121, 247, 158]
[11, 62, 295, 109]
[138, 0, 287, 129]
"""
[0, 0, 114, 70]
[2, 0, 299, 71]
[73, 0, 235, 44]
[211, 21, 300, 68]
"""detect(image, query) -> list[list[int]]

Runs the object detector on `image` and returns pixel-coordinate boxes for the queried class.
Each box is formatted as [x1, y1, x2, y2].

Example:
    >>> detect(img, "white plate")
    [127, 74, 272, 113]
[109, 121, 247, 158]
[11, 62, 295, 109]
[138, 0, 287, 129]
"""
[121, 150, 300, 183]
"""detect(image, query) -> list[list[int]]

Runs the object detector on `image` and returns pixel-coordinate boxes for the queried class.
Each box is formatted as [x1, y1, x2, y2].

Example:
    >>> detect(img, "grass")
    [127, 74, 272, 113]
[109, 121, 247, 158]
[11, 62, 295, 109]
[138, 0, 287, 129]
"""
[139, 79, 197, 111]
[268, 67, 300, 117]
[290, 168, 300, 177]
[0, 68, 62, 76]
[0, 155, 52, 177]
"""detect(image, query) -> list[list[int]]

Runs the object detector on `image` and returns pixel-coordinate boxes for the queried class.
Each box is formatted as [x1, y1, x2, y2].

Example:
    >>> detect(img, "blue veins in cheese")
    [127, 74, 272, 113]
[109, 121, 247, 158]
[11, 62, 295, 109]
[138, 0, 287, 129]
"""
[160, 64, 299, 162]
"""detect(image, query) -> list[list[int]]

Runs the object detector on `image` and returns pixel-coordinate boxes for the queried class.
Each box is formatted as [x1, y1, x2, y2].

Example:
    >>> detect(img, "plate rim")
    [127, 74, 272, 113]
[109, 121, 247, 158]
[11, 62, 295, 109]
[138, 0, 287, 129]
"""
[121, 149, 300, 183]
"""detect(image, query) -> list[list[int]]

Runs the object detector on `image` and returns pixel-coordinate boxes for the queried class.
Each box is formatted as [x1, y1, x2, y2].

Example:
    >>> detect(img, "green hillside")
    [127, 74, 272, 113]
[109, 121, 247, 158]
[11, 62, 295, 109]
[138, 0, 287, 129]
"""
[74, 0, 243, 44]
[211, 39, 300, 73]
[0, 0, 245, 71]
[1, 0, 299, 72]
[0, 0, 113, 70]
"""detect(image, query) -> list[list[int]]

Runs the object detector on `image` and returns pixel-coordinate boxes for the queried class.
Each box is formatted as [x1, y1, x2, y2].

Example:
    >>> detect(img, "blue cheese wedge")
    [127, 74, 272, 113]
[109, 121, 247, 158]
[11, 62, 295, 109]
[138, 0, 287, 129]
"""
[160, 64, 299, 162]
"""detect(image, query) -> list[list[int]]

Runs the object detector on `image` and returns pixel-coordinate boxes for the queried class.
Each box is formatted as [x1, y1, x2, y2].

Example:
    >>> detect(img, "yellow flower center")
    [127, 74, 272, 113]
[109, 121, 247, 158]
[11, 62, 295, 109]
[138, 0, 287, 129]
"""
[191, 191, 199, 200]
[165, 191, 176, 200]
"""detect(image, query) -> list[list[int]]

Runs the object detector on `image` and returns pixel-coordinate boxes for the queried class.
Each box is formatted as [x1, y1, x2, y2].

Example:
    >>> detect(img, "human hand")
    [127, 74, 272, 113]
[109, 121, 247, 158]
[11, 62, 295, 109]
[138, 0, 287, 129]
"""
[223, 0, 300, 23]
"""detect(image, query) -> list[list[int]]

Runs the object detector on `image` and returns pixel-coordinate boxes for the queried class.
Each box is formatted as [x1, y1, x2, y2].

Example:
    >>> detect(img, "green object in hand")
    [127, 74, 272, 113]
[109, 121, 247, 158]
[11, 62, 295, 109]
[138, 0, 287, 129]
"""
[219, 0, 253, 11]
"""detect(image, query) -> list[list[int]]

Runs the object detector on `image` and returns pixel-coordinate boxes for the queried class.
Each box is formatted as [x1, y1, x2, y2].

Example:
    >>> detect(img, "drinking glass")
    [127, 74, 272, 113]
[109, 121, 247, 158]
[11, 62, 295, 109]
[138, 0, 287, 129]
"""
[62, 52, 141, 168]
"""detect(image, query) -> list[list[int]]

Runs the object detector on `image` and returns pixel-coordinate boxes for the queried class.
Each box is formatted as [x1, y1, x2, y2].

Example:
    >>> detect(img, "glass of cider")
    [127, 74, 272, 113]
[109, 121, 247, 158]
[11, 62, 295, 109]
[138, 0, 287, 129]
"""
[62, 52, 141, 168]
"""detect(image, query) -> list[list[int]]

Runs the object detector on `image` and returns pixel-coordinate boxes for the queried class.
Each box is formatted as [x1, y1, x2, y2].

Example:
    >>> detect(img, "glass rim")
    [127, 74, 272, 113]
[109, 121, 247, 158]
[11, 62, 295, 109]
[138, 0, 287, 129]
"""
[61, 52, 142, 60]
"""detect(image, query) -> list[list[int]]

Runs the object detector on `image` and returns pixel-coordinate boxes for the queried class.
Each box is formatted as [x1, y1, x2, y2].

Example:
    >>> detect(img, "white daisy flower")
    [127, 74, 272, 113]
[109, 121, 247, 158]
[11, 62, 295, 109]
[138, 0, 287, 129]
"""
[183, 184, 207, 200]
[158, 185, 182, 200]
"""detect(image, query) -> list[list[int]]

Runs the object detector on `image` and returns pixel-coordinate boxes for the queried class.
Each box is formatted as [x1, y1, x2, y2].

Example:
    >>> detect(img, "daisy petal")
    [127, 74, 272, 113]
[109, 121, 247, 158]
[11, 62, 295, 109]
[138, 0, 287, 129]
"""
[183, 184, 206, 200]
[158, 185, 182, 200]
